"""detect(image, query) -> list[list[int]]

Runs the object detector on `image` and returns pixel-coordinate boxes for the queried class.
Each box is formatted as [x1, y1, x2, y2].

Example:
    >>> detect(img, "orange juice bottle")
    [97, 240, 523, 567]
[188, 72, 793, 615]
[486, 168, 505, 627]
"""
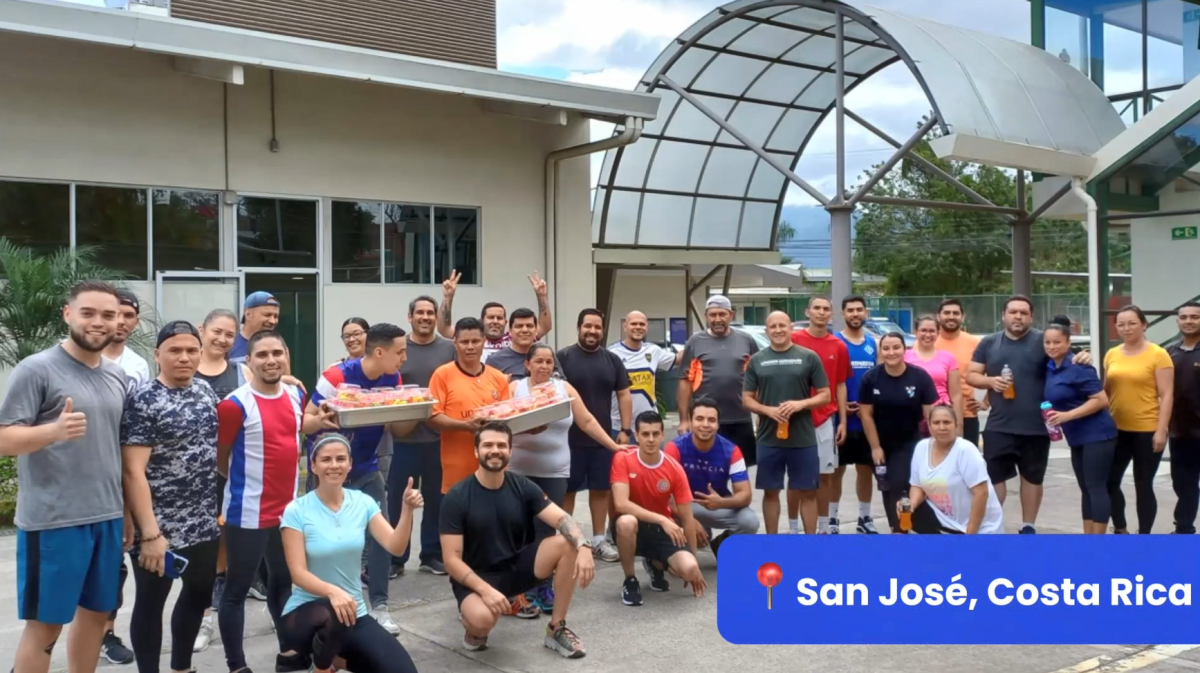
[1001, 364, 1016, 400]
[898, 497, 912, 532]
[776, 418, 789, 440]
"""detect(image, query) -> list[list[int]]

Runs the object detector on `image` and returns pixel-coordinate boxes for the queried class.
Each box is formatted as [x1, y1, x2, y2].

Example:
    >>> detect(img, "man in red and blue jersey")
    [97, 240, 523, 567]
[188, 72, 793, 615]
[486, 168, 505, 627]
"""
[302, 322, 417, 635]
[216, 330, 308, 673]
[834, 296, 881, 534]
[664, 398, 758, 559]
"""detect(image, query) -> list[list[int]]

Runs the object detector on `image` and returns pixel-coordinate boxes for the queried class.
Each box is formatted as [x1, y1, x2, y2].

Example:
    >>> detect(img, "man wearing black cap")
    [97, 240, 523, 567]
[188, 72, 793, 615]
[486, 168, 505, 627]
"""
[103, 289, 152, 393]
[229, 291, 281, 365]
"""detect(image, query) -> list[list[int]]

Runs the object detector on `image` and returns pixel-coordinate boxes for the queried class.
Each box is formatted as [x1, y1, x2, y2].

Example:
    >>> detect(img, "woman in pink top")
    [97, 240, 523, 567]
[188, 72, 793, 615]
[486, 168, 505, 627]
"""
[904, 315, 963, 435]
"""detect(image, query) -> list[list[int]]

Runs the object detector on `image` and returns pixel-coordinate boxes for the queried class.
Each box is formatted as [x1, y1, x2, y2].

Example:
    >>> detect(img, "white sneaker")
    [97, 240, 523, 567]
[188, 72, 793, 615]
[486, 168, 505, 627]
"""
[372, 607, 401, 636]
[594, 540, 620, 562]
[193, 615, 214, 652]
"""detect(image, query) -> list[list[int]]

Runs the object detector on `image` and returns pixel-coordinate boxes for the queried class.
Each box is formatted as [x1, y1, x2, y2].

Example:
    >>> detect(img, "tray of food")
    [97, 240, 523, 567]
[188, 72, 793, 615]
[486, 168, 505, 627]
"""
[324, 384, 438, 428]
[476, 382, 572, 435]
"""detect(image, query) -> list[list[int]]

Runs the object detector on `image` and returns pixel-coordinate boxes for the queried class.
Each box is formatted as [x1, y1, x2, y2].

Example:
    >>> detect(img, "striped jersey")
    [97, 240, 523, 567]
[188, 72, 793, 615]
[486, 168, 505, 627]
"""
[217, 383, 304, 529]
[309, 358, 400, 479]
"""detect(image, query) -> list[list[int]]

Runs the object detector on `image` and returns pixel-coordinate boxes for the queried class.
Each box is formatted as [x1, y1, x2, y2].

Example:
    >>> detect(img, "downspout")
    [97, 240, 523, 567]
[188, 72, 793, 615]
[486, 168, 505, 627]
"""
[544, 116, 644, 348]
[1072, 177, 1101, 359]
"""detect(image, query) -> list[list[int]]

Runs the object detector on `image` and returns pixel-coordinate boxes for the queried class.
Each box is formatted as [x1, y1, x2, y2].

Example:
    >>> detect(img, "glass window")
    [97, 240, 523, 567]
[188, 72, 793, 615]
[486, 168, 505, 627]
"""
[152, 190, 219, 274]
[76, 185, 148, 279]
[237, 197, 318, 268]
[0, 181, 69, 263]
[433, 207, 479, 285]
[1045, 5, 1092, 79]
[331, 201, 382, 283]
[384, 204, 432, 285]
[1147, 0, 1189, 90]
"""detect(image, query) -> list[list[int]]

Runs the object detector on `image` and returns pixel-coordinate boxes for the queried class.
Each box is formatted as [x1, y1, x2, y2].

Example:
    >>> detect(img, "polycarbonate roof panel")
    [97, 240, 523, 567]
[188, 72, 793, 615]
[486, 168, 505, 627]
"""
[595, 0, 1123, 251]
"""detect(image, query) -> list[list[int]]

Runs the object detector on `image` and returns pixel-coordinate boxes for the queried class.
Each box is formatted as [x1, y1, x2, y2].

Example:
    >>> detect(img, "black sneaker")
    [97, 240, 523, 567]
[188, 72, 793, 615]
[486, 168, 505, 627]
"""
[101, 631, 134, 665]
[857, 517, 879, 534]
[828, 517, 840, 534]
[419, 559, 447, 575]
[621, 576, 643, 606]
[275, 651, 311, 672]
[389, 565, 404, 579]
[1019, 525, 1036, 535]
[709, 530, 733, 559]
[642, 557, 669, 592]
[249, 577, 267, 601]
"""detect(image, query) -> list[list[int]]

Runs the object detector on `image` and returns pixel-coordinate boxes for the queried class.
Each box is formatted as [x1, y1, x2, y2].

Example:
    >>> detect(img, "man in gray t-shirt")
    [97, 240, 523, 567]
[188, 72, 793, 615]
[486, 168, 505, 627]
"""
[0, 282, 128, 669]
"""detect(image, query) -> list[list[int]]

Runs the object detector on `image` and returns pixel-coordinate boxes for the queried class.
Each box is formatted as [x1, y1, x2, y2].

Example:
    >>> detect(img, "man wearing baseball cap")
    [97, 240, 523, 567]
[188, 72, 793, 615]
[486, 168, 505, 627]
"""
[676, 295, 761, 466]
[229, 291, 281, 365]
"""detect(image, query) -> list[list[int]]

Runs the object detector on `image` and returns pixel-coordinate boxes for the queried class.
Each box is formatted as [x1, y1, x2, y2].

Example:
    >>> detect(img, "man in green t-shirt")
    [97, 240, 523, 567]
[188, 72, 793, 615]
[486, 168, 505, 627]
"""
[742, 311, 831, 535]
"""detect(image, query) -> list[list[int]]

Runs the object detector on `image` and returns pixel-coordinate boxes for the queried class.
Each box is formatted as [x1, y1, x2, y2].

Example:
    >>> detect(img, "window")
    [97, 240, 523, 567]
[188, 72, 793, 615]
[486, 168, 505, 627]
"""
[153, 190, 220, 273]
[237, 197, 318, 268]
[0, 181, 69, 263]
[76, 185, 148, 279]
[330, 201, 474, 285]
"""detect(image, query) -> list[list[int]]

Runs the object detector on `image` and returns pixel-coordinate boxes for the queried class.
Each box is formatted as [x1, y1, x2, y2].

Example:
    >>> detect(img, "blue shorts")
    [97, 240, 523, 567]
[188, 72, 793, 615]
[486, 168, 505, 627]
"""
[568, 445, 614, 492]
[18, 518, 124, 625]
[756, 445, 819, 491]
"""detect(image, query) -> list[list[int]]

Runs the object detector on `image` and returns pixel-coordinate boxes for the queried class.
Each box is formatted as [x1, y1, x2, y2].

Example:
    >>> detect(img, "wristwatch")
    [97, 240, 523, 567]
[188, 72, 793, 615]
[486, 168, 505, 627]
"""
[578, 537, 593, 550]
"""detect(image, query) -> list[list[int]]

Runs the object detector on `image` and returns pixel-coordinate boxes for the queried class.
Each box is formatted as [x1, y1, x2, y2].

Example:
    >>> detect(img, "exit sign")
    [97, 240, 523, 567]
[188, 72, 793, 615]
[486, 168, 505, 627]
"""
[1173, 226, 1199, 240]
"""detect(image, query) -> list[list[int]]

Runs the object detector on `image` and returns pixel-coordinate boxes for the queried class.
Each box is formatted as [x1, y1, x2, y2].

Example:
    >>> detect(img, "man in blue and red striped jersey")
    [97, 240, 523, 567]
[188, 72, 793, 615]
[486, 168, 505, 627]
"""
[302, 322, 415, 634]
[216, 329, 309, 673]
[664, 397, 759, 560]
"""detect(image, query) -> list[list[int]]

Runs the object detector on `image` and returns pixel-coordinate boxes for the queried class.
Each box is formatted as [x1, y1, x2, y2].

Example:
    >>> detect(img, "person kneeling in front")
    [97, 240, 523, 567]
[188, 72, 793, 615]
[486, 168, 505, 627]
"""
[904, 405, 1004, 534]
[279, 435, 422, 673]
[440, 421, 595, 658]
[613, 411, 707, 606]
[664, 398, 758, 558]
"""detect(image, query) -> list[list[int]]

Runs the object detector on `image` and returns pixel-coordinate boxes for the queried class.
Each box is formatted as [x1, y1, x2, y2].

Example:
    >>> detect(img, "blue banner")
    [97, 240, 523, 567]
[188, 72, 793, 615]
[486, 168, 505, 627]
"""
[717, 535, 1200, 645]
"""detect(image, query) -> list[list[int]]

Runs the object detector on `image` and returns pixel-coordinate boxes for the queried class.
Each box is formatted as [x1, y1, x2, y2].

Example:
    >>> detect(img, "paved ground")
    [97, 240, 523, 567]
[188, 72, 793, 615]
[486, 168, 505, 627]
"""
[3, 429, 1199, 673]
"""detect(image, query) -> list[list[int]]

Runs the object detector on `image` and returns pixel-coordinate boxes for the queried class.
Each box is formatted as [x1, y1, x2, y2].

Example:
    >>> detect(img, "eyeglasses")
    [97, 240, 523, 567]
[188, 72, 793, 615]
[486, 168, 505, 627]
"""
[342, 331, 366, 342]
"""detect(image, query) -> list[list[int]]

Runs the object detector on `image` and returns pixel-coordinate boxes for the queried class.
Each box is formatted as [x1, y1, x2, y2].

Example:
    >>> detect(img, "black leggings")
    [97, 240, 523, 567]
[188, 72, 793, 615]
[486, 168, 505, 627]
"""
[219, 525, 292, 671]
[1108, 431, 1164, 533]
[282, 599, 418, 673]
[129, 538, 219, 673]
[909, 502, 963, 534]
[880, 441, 918, 534]
[1071, 439, 1116, 524]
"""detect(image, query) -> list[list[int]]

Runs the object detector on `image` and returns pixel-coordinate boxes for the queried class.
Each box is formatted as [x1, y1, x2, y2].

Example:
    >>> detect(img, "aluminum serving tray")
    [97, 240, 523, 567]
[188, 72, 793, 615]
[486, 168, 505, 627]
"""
[502, 398, 572, 435]
[329, 401, 437, 428]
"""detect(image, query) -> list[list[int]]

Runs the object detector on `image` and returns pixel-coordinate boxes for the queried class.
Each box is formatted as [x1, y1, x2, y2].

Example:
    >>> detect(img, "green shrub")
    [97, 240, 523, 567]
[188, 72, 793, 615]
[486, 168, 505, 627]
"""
[0, 456, 17, 525]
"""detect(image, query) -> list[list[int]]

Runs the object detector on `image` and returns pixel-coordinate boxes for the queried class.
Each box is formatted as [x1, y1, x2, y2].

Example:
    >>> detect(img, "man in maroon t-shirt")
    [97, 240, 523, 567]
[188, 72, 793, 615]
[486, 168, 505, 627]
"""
[791, 297, 851, 535]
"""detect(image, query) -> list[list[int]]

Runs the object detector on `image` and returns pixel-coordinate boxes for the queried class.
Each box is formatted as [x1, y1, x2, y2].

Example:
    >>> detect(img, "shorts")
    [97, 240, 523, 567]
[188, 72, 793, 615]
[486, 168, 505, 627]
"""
[567, 445, 614, 492]
[610, 519, 687, 566]
[718, 421, 758, 467]
[18, 518, 124, 624]
[839, 430, 872, 466]
[755, 444, 819, 491]
[982, 431, 1051, 485]
[449, 543, 542, 608]
[962, 417, 980, 447]
[816, 418, 837, 475]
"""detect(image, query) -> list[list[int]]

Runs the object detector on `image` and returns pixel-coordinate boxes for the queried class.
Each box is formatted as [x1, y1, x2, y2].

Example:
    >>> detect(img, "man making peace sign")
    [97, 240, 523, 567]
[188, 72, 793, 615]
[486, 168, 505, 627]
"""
[435, 269, 553, 360]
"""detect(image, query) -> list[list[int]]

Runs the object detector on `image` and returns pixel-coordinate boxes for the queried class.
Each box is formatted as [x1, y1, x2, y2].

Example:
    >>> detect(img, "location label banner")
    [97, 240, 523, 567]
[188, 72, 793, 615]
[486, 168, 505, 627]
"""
[717, 535, 1200, 645]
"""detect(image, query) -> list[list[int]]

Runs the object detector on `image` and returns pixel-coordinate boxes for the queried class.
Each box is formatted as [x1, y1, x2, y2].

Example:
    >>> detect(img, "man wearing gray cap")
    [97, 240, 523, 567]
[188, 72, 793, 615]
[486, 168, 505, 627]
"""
[677, 295, 761, 466]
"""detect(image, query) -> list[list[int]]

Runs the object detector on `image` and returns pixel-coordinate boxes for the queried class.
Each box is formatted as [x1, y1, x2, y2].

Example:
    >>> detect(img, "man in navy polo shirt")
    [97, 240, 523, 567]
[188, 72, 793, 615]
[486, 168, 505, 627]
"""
[1169, 302, 1200, 534]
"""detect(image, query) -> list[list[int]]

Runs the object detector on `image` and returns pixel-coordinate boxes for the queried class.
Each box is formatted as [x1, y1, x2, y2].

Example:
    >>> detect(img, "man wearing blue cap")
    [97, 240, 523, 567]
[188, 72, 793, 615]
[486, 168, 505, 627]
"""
[229, 292, 281, 365]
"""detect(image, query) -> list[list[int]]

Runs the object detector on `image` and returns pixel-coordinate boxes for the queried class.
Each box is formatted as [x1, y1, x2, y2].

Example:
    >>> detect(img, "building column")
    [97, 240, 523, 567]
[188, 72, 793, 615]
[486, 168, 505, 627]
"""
[828, 205, 854, 329]
[1011, 220, 1033, 297]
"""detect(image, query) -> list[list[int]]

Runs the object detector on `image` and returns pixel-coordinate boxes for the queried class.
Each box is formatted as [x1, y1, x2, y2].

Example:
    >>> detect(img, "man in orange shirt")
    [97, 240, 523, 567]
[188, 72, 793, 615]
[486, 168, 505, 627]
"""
[428, 318, 512, 494]
[935, 298, 985, 445]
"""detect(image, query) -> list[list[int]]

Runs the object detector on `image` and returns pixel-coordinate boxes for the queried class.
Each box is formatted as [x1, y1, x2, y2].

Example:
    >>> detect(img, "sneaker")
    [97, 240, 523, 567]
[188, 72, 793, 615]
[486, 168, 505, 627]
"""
[544, 621, 586, 659]
[828, 517, 840, 534]
[642, 557, 669, 592]
[463, 632, 488, 651]
[249, 577, 267, 601]
[594, 539, 620, 563]
[709, 530, 733, 558]
[101, 631, 134, 665]
[1112, 527, 1129, 534]
[1019, 525, 1037, 535]
[505, 594, 541, 619]
[527, 583, 555, 612]
[621, 576, 644, 606]
[419, 559, 447, 575]
[193, 615, 214, 653]
[372, 607, 401, 635]
[389, 565, 404, 579]
[856, 517, 879, 534]
[275, 651, 311, 672]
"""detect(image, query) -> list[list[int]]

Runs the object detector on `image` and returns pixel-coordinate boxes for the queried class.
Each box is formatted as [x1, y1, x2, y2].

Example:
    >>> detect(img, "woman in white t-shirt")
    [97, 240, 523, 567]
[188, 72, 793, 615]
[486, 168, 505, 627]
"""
[906, 405, 1005, 534]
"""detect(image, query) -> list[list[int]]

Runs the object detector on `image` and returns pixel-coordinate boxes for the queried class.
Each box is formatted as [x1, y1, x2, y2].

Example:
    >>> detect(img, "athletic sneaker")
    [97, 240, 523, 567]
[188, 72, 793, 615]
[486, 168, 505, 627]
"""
[642, 557, 669, 592]
[506, 594, 541, 619]
[389, 565, 404, 579]
[621, 576, 644, 606]
[249, 577, 267, 601]
[856, 517, 879, 534]
[276, 651, 311, 671]
[193, 615, 214, 652]
[101, 631, 134, 665]
[527, 584, 555, 611]
[372, 607, 401, 635]
[419, 559, 447, 575]
[545, 621, 586, 659]
[594, 539, 620, 562]
[463, 632, 488, 651]
[709, 530, 733, 558]
[1019, 525, 1037, 535]
[828, 517, 840, 534]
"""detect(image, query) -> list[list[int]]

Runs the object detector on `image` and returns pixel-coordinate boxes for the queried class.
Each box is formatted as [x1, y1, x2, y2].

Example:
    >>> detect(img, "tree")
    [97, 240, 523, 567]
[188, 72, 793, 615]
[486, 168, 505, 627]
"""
[0, 238, 156, 368]
[776, 220, 796, 264]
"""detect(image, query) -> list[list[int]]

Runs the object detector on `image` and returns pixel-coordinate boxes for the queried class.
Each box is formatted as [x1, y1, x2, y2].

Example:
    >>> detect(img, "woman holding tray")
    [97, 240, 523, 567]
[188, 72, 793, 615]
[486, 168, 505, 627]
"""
[508, 343, 626, 612]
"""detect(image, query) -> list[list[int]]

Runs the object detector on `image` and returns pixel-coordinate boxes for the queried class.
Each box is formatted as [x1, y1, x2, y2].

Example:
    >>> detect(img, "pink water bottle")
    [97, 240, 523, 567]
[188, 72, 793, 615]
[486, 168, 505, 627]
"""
[1040, 402, 1063, 441]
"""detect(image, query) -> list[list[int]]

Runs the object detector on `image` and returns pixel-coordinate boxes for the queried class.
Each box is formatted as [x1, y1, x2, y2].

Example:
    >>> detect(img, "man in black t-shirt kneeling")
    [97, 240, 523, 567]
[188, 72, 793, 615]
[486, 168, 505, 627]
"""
[440, 421, 597, 659]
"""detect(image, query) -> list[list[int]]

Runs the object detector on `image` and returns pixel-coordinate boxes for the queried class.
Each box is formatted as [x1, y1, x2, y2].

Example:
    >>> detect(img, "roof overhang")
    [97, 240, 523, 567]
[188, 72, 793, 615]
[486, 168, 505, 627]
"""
[593, 248, 782, 266]
[1088, 74, 1200, 184]
[929, 133, 1098, 177]
[0, 0, 661, 125]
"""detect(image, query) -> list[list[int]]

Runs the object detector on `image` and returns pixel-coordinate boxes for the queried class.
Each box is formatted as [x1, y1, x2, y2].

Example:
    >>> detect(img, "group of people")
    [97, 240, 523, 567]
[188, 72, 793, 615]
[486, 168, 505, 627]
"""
[3, 273, 1199, 673]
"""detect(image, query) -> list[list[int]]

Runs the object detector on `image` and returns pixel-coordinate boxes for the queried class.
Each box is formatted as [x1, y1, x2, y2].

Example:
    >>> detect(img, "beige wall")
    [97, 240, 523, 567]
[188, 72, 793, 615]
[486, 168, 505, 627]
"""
[605, 268, 778, 344]
[1130, 184, 1200, 344]
[0, 34, 595, 380]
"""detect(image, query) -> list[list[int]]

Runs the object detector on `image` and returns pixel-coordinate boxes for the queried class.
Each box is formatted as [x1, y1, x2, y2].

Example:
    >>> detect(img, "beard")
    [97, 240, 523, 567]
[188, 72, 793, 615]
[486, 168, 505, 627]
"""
[255, 369, 283, 385]
[845, 318, 864, 329]
[479, 452, 509, 472]
[69, 325, 113, 353]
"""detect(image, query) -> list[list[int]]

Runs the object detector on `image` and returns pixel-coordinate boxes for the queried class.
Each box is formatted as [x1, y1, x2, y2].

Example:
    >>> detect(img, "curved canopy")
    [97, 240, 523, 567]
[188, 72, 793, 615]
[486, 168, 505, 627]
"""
[592, 0, 1125, 251]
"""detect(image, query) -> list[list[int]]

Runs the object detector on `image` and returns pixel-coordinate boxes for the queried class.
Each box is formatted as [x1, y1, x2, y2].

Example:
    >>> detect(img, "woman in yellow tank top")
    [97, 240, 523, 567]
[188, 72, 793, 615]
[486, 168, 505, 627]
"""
[1103, 305, 1175, 534]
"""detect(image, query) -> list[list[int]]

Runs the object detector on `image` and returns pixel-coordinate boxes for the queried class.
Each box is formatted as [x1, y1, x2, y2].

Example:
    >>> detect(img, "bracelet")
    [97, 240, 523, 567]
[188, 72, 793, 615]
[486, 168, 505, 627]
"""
[141, 532, 163, 543]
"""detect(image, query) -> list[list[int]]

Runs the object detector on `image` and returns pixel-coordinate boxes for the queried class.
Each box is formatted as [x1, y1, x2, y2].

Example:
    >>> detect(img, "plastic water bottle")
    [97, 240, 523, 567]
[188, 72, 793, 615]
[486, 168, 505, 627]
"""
[875, 464, 888, 491]
[1001, 363, 1016, 400]
[1041, 401, 1064, 441]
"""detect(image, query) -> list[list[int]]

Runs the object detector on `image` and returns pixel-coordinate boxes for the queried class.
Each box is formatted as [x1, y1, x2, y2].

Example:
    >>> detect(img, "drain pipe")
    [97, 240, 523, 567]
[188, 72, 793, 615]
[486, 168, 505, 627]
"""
[544, 116, 643, 348]
[1072, 177, 1102, 360]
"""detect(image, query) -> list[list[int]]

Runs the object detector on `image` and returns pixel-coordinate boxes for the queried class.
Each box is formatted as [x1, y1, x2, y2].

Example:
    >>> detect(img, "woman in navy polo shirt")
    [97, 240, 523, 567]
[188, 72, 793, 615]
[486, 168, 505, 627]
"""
[1043, 323, 1118, 534]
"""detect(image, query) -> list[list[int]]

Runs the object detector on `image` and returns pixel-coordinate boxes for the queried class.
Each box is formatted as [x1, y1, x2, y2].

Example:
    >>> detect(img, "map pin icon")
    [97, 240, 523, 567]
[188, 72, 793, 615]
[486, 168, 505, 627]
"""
[758, 562, 783, 610]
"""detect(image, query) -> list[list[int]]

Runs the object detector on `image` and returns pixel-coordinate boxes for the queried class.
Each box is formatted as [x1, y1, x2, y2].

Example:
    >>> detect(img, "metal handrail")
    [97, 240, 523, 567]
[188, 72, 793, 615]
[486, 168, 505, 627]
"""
[1102, 292, 1200, 348]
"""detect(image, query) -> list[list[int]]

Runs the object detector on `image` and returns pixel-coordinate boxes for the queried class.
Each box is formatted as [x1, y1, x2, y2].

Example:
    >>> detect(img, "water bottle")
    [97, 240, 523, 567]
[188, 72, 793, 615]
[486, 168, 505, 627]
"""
[1001, 363, 1016, 400]
[875, 464, 888, 491]
[1041, 401, 1064, 442]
